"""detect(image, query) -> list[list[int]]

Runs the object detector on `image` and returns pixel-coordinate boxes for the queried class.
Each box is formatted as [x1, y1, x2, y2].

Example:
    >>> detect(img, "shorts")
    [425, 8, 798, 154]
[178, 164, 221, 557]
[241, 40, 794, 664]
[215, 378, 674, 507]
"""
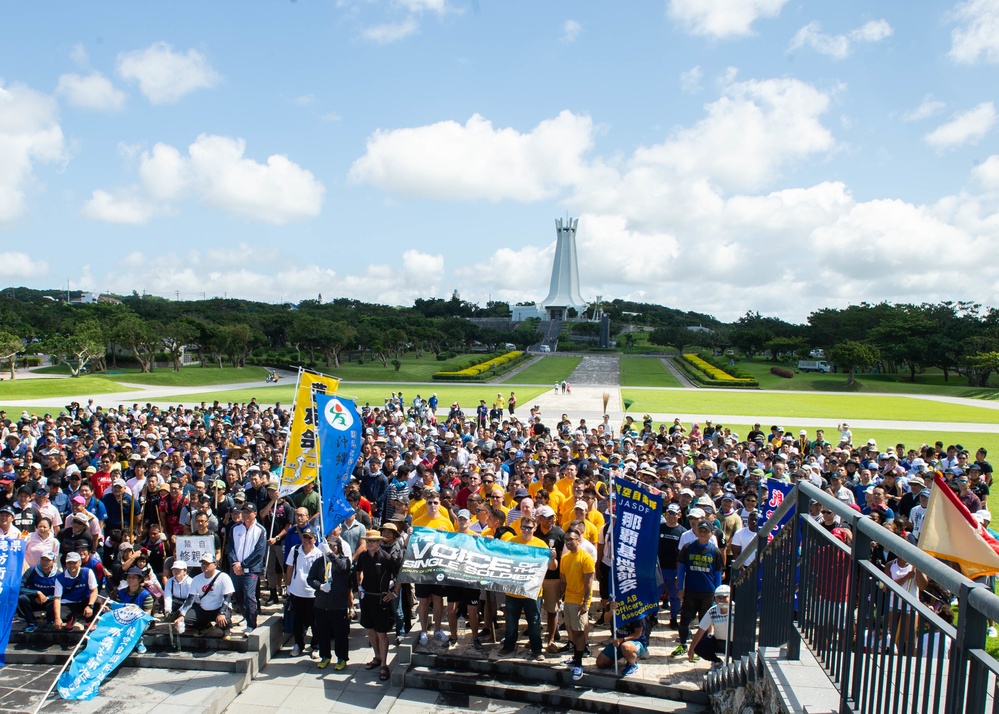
[415, 583, 446, 599]
[445, 586, 479, 607]
[360, 594, 395, 633]
[563, 602, 589, 632]
[541, 579, 561, 614]
[598, 562, 611, 600]
[600, 641, 649, 661]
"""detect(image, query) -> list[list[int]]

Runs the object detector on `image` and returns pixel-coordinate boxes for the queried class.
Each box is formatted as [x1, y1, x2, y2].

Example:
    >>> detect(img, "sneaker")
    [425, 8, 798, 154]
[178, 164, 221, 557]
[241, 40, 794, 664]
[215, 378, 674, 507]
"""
[472, 638, 484, 651]
[73, 623, 86, 632]
[291, 645, 301, 657]
[669, 644, 687, 658]
[572, 665, 583, 681]
[418, 631, 429, 646]
[583, 645, 590, 657]
[244, 627, 254, 638]
[532, 653, 545, 662]
[334, 659, 347, 671]
[498, 646, 515, 656]
[448, 637, 457, 648]
[24, 625, 36, 634]
[688, 654, 700, 663]
[434, 630, 449, 642]
[561, 656, 575, 667]
[559, 642, 574, 653]
[710, 661, 723, 671]
[317, 658, 331, 669]
[622, 663, 639, 677]
[136, 641, 147, 654]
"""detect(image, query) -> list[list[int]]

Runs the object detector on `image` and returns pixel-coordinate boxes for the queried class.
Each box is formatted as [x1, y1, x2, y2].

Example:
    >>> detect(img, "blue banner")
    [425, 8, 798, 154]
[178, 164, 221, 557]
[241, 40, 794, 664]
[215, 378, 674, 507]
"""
[57, 602, 152, 700]
[612, 477, 663, 623]
[0, 538, 26, 667]
[315, 393, 363, 534]
[399, 527, 550, 598]
[762, 478, 795, 543]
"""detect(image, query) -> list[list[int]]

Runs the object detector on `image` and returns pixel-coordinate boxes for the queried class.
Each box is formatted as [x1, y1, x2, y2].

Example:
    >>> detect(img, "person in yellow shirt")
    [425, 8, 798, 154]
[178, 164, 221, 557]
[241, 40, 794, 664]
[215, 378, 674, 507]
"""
[581, 487, 606, 532]
[565, 507, 599, 545]
[497, 515, 552, 660]
[560, 530, 595, 681]
[554, 463, 578, 500]
[484, 488, 509, 521]
[408, 483, 428, 521]
[412, 493, 453, 647]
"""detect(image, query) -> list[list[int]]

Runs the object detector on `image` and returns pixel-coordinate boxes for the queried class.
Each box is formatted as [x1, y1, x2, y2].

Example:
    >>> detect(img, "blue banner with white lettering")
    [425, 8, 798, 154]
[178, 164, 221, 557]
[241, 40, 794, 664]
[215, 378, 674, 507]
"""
[57, 602, 152, 700]
[762, 478, 795, 543]
[399, 527, 550, 598]
[315, 393, 363, 534]
[612, 477, 663, 623]
[0, 538, 26, 667]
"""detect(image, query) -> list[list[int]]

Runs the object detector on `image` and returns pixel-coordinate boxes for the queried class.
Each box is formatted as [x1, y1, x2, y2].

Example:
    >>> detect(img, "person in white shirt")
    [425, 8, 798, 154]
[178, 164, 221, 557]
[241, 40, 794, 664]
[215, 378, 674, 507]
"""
[163, 560, 193, 620]
[729, 511, 759, 566]
[175, 552, 235, 636]
[285, 527, 323, 657]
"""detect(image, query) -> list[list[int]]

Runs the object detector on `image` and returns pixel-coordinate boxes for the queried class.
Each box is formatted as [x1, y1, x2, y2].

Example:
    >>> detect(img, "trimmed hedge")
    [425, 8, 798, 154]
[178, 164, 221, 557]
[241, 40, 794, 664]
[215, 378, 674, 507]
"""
[432, 351, 528, 381]
[677, 354, 759, 389]
[771, 366, 794, 379]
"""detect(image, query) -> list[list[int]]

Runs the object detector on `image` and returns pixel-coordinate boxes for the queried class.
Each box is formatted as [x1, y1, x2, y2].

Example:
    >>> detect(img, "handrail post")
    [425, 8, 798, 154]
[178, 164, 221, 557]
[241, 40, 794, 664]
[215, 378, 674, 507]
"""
[948, 581, 987, 712]
[844, 522, 871, 712]
[786, 485, 808, 661]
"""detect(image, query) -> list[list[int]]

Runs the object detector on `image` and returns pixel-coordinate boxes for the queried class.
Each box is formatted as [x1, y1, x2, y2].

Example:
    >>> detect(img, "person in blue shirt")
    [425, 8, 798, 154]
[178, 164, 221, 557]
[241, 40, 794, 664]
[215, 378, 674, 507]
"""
[595, 617, 649, 677]
[17, 551, 59, 632]
[672, 521, 724, 659]
[117, 566, 154, 653]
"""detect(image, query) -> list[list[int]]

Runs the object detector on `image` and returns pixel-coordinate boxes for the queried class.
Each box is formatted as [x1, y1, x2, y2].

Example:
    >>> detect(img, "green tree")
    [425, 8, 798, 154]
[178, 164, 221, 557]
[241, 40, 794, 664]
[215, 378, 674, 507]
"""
[113, 312, 161, 373]
[162, 319, 198, 371]
[764, 336, 807, 363]
[829, 341, 880, 386]
[0, 330, 23, 379]
[45, 319, 105, 377]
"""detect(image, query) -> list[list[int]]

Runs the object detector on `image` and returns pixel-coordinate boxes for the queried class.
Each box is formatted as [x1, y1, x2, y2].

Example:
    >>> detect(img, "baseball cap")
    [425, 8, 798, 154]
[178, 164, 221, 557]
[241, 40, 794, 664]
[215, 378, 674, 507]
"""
[65, 552, 82, 563]
[574, 500, 587, 510]
[536, 505, 556, 518]
[242, 502, 257, 512]
[201, 552, 217, 563]
[687, 508, 706, 519]
[714, 584, 731, 596]
[666, 503, 682, 514]
[457, 509, 471, 520]
[171, 561, 188, 570]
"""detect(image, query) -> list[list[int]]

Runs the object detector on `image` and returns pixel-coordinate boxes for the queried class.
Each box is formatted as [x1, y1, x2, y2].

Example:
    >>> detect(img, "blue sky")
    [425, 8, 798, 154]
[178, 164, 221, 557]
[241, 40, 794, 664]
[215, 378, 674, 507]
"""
[1, 1, 998, 321]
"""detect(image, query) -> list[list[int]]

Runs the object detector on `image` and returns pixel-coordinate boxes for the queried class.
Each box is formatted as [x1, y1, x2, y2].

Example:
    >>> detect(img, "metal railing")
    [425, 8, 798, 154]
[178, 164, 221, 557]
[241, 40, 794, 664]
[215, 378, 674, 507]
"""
[728, 481, 999, 714]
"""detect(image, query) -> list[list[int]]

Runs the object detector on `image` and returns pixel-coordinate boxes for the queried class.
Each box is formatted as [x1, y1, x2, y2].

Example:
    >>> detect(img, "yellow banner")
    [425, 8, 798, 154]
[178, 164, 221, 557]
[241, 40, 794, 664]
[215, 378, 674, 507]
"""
[281, 371, 340, 494]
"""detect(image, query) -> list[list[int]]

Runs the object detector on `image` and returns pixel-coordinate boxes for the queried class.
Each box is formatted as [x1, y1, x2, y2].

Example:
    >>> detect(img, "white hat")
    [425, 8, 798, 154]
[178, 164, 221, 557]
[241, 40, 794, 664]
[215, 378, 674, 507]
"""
[687, 508, 706, 519]
[536, 505, 556, 518]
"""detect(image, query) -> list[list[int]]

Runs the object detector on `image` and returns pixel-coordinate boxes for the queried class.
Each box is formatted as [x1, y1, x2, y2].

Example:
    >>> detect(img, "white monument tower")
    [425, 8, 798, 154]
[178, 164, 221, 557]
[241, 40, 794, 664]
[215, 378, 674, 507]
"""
[540, 217, 587, 321]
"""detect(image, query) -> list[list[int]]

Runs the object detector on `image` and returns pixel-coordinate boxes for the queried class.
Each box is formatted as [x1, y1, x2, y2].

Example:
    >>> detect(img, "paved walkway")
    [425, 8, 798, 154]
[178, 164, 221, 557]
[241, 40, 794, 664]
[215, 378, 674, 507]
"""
[661, 357, 696, 389]
[527, 356, 621, 419]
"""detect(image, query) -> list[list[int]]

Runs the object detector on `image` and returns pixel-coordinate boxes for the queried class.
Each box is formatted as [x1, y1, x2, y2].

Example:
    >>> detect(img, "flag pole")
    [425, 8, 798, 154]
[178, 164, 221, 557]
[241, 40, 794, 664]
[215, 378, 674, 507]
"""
[315, 387, 324, 539]
[32, 595, 110, 714]
[610, 478, 618, 677]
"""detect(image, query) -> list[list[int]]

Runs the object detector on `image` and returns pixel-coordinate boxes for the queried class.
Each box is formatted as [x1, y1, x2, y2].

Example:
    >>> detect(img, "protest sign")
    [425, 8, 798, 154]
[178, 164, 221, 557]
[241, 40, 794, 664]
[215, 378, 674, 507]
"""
[0, 538, 26, 667]
[314, 393, 363, 533]
[612, 477, 663, 623]
[175, 536, 215, 566]
[280, 371, 340, 496]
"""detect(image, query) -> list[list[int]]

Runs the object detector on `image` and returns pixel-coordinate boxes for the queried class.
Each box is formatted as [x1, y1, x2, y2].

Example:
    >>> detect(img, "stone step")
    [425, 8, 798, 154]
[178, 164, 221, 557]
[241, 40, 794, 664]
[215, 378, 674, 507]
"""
[410, 651, 709, 706]
[405, 666, 709, 714]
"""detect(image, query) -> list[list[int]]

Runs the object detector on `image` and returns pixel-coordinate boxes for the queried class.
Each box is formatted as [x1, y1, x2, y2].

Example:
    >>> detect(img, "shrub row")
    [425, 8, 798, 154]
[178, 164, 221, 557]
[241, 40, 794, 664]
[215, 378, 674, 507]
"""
[433, 351, 524, 380]
[678, 354, 759, 388]
[770, 366, 794, 379]
[432, 351, 529, 381]
[699, 353, 757, 380]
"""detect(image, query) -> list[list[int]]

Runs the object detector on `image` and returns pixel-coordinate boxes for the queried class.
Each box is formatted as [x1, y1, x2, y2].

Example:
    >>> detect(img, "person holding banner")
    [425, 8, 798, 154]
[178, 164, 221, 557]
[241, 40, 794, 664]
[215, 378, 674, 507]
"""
[52, 551, 99, 631]
[498, 514, 550, 661]
[412, 493, 453, 646]
[116, 567, 154, 653]
[308, 534, 353, 670]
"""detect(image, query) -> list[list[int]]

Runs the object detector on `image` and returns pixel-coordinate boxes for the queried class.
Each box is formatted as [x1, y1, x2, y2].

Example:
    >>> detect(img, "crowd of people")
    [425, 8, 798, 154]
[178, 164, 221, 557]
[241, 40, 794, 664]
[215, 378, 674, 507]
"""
[1, 396, 992, 680]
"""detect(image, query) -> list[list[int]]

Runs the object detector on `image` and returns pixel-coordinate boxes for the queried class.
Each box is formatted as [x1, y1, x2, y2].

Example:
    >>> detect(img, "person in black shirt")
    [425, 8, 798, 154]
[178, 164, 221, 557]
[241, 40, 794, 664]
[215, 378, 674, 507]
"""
[355, 529, 398, 682]
[536, 505, 565, 652]
[659, 504, 688, 628]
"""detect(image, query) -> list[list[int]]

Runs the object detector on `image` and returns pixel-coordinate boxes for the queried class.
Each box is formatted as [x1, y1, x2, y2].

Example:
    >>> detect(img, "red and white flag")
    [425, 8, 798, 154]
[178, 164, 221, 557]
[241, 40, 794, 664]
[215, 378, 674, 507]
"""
[919, 473, 999, 578]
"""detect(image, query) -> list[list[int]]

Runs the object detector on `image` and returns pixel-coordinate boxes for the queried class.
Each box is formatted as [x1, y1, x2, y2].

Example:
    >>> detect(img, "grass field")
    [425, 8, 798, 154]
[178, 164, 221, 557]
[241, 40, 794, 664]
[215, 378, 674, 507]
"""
[164, 384, 549, 409]
[619, 389, 999, 424]
[502, 356, 581, 385]
[734, 358, 999, 398]
[302, 353, 509, 383]
[0, 376, 131, 401]
[619, 357, 681, 388]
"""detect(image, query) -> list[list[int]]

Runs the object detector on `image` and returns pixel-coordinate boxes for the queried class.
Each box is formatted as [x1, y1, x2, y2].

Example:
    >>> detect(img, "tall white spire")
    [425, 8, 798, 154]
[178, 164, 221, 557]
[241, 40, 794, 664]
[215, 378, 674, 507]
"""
[540, 217, 587, 318]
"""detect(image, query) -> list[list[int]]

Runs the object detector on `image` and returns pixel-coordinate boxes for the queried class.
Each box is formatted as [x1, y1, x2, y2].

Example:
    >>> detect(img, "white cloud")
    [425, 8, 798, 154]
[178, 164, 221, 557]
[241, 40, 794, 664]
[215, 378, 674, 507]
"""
[561, 20, 581, 44]
[973, 154, 999, 191]
[680, 66, 703, 93]
[93, 247, 445, 306]
[924, 102, 997, 150]
[0, 82, 66, 222]
[349, 110, 595, 201]
[85, 134, 325, 225]
[0, 252, 48, 278]
[668, 0, 789, 39]
[950, 0, 999, 64]
[55, 72, 126, 111]
[362, 18, 419, 44]
[70, 43, 89, 67]
[788, 19, 893, 60]
[396, 0, 448, 15]
[902, 95, 946, 122]
[116, 42, 221, 104]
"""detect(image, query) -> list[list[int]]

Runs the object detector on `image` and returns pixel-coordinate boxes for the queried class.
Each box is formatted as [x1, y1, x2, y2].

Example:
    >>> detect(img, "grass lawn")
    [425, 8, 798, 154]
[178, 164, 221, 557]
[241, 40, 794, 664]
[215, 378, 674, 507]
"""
[0, 376, 131, 401]
[619, 389, 999, 424]
[305, 353, 508, 383]
[735, 358, 999, 398]
[619, 357, 681, 388]
[164, 384, 549, 409]
[108, 365, 269, 386]
[502, 356, 581, 385]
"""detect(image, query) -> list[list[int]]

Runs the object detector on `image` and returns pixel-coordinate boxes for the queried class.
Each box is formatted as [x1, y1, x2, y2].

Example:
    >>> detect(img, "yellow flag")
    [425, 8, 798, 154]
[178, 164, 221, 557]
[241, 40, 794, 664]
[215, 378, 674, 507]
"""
[280, 371, 340, 495]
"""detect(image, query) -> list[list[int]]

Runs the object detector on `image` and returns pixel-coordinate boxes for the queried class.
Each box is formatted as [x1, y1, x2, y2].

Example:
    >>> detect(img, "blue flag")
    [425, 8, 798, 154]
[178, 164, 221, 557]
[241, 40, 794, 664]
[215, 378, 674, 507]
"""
[612, 477, 664, 623]
[762, 478, 795, 543]
[57, 602, 152, 700]
[0, 538, 26, 667]
[314, 393, 363, 534]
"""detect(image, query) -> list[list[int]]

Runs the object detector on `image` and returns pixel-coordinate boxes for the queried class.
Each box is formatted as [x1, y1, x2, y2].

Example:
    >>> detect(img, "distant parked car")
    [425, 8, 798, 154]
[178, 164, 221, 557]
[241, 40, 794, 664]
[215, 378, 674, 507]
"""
[504, 343, 517, 351]
[797, 360, 831, 373]
[538, 345, 551, 353]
